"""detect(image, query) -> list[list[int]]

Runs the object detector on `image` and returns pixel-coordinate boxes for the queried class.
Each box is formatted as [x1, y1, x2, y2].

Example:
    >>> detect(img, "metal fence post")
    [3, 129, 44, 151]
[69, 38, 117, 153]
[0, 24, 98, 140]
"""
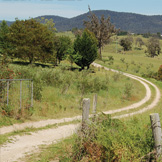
[20, 80, 22, 110]
[31, 80, 33, 107]
[7, 81, 9, 106]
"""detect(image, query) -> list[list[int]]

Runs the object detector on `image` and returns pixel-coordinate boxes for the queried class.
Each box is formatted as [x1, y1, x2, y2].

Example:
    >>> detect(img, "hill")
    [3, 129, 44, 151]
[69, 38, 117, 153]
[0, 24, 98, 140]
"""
[39, 10, 162, 34]
[1, 10, 162, 33]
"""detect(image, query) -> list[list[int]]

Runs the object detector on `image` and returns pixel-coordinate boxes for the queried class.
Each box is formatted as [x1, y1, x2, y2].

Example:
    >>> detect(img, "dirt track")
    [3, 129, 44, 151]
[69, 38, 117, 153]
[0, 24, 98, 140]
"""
[0, 63, 161, 162]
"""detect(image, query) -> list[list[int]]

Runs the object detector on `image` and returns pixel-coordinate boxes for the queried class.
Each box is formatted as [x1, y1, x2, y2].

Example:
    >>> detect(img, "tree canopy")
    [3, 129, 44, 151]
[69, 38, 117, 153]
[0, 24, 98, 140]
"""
[84, 8, 116, 59]
[0, 20, 10, 55]
[120, 37, 133, 51]
[146, 37, 161, 57]
[54, 35, 72, 64]
[72, 29, 98, 69]
[7, 19, 55, 64]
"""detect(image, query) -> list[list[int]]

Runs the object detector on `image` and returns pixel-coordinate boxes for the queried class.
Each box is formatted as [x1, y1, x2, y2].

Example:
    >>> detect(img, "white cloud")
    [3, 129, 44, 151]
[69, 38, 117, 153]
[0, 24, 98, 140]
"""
[0, 1, 85, 21]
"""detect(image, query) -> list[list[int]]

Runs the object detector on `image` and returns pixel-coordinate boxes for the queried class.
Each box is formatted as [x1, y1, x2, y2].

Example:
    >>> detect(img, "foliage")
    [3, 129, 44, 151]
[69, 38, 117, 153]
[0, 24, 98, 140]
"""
[71, 114, 154, 161]
[135, 37, 145, 48]
[36, 17, 56, 33]
[76, 70, 109, 95]
[7, 19, 55, 64]
[0, 20, 10, 55]
[72, 29, 98, 69]
[54, 35, 72, 64]
[157, 65, 162, 81]
[146, 37, 161, 58]
[107, 55, 114, 65]
[84, 8, 116, 59]
[120, 37, 133, 51]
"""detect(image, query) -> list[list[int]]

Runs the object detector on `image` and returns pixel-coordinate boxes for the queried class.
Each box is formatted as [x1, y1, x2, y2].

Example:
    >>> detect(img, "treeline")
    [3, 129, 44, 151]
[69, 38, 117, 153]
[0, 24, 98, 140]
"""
[0, 18, 99, 70]
[0, 9, 119, 70]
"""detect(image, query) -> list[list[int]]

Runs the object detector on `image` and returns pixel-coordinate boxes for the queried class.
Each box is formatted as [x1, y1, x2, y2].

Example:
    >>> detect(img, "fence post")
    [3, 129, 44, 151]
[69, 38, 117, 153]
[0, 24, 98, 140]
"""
[150, 113, 162, 158]
[20, 80, 22, 110]
[82, 98, 90, 130]
[31, 80, 33, 107]
[93, 94, 97, 114]
[7, 81, 9, 106]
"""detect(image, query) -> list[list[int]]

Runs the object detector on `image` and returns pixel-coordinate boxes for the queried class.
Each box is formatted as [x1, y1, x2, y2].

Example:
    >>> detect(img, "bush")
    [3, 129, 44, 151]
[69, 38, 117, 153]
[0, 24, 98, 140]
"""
[120, 37, 132, 51]
[158, 65, 162, 81]
[76, 70, 109, 95]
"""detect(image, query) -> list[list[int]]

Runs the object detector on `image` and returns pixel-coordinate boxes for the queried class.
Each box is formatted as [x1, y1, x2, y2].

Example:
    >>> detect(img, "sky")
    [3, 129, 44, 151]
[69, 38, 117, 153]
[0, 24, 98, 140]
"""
[0, 0, 162, 21]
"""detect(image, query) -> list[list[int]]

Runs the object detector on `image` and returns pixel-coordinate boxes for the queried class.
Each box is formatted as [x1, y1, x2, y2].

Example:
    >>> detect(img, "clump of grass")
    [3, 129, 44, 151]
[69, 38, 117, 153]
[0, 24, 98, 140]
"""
[69, 114, 154, 161]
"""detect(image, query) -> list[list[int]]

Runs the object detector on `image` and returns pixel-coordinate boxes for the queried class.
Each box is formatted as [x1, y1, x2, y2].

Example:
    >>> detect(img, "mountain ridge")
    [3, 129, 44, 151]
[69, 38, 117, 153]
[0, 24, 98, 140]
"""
[1, 10, 162, 33]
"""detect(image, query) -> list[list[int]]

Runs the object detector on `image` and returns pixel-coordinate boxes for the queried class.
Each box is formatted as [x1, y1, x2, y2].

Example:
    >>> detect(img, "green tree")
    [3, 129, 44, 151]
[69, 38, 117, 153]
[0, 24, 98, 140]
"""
[135, 37, 145, 48]
[146, 37, 161, 57]
[72, 29, 98, 70]
[54, 36, 72, 64]
[84, 8, 116, 59]
[120, 37, 133, 51]
[37, 17, 56, 33]
[8, 19, 54, 64]
[0, 20, 10, 55]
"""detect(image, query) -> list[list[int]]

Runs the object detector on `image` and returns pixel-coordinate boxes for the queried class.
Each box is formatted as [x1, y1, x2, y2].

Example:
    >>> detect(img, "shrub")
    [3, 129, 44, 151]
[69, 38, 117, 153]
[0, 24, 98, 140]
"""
[158, 65, 162, 81]
[120, 37, 132, 51]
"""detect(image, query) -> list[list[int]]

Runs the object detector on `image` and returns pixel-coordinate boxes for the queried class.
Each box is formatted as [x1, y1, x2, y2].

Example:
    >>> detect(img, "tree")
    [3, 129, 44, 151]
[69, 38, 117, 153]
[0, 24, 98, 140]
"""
[120, 37, 133, 51]
[135, 37, 144, 48]
[84, 8, 116, 59]
[0, 20, 10, 55]
[8, 19, 55, 64]
[54, 36, 72, 64]
[146, 37, 161, 57]
[37, 17, 56, 33]
[72, 29, 98, 70]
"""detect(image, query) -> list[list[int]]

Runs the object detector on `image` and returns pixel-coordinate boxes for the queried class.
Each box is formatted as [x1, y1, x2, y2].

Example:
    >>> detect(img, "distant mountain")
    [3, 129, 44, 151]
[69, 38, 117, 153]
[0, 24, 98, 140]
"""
[1, 10, 162, 34]
[38, 10, 162, 34]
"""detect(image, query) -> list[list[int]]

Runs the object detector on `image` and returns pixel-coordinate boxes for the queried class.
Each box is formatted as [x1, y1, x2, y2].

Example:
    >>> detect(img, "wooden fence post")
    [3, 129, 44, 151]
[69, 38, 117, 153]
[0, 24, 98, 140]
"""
[93, 94, 97, 114]
[82, 98, 90, 130]
[150, 113, 162, 158]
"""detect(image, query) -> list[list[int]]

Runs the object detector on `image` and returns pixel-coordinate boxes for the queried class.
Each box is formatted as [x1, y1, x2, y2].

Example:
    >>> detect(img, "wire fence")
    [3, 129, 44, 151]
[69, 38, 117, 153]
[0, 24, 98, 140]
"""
[0, 79, 33, 110]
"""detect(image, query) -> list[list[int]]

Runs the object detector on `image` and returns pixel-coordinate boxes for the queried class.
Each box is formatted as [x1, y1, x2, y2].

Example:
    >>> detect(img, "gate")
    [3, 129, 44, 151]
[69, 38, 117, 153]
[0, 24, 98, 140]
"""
[0, 79, 33, 110]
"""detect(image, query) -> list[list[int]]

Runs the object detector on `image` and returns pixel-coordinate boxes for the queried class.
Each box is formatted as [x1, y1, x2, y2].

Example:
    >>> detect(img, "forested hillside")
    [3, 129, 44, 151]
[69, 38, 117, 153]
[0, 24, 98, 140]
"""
[38, 10, 162, 33]
[1, 10, 162, 33]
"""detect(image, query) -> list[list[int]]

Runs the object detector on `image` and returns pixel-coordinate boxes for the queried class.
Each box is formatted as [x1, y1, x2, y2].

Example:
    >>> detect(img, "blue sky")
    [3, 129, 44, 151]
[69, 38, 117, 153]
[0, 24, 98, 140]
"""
[0, 0, 162, 21]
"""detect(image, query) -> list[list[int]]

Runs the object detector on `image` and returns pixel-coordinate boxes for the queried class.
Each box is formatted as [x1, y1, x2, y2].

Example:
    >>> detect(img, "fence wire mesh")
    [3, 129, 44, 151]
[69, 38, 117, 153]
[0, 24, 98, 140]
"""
[0, 79, 33, 110]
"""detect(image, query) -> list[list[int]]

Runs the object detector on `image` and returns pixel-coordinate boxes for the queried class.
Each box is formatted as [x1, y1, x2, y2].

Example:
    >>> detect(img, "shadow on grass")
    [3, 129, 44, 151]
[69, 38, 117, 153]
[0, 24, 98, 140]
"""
[11, 61, 81, 71]
[12, 61, 50, 68]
